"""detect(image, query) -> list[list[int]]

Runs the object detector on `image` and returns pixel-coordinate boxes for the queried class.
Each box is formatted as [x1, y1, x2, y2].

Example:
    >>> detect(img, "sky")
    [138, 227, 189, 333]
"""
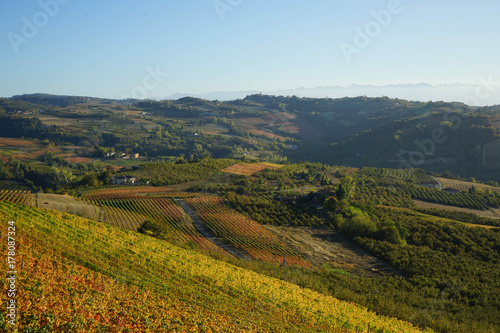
[1, 0, 499, 103]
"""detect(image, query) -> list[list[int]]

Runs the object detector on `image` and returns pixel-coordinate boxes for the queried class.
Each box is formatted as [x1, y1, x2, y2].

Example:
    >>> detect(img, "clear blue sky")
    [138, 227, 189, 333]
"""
[1, 0, 499, 99]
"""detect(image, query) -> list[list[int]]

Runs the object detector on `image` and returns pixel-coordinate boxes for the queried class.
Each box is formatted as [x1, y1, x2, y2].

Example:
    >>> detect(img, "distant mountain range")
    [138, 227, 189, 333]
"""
[165, 82, 500, 106]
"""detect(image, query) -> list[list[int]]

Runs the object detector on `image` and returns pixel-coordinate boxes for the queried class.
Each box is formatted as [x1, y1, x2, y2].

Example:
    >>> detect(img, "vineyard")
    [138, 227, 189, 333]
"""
[222, 162, 283, 176]
[185, 196, 313, 268]
[81, 186, 200, 199]
[85, 197, 229, 257]
[0, 190, 32, 205]
[359, 167, 434, 184]
[436, 177, 500, 193]
[0, 201, 428, 332]
[403, 184, 500, 210]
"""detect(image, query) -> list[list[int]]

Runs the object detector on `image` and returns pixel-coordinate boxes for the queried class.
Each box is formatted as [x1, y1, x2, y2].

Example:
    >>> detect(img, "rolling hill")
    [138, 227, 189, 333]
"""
[0, 201, 427, 332]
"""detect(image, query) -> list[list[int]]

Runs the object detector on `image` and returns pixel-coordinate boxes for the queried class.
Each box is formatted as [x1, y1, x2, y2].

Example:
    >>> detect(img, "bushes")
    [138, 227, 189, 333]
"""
[337, 207, 409, 245]
[137, 219, 161, 238]
[225, 192, 323, 226]
[340, 213, 377, 238]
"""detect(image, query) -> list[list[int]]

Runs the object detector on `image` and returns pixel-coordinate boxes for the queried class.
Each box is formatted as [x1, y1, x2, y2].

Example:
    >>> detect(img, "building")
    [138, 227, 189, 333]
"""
[112, 176, 137, 185]
[421, 180, 442, 190]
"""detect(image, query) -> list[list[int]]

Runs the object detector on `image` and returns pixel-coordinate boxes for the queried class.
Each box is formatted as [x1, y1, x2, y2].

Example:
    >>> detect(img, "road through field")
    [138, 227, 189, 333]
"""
[176, 199, 247, 259]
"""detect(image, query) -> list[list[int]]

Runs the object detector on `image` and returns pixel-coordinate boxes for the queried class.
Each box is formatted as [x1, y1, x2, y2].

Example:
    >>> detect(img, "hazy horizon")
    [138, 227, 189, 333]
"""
[1, 1, 499, 105]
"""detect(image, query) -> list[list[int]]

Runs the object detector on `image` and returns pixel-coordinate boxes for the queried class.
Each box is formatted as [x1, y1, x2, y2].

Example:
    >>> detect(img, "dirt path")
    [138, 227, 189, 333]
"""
[175, 199, 247, 259]
[263, 225, 400, 277]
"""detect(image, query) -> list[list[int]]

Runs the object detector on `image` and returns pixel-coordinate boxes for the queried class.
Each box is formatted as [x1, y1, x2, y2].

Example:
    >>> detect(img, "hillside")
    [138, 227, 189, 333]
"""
[2, 94, 500, 182]
[0, 201, 426, 332]
[2, 94, 500, 332]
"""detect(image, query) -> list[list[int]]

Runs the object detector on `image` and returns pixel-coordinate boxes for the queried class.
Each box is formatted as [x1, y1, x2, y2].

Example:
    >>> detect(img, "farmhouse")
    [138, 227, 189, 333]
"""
[421, 180, 443, 190]
[112, 176, 136, 185]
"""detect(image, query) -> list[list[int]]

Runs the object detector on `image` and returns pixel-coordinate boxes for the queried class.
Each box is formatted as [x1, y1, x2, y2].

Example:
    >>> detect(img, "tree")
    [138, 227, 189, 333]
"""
[337, 176, 356, 200]
[340, 213, 377, 238]
[155, 126, 162, 140]
[323, 196, 338, 211]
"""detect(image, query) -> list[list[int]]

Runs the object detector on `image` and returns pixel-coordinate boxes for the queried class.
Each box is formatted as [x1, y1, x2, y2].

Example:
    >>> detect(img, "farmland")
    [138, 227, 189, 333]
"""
[33, 193, 100, 221]
[186, 196, 312, 268]
[223, 162, 283, 176]
[0, 190, 31, 205]
[413, 199, 500, 221]
[2, 94, 500, 332]
[0, 200, 428, 332]
[81, 186, 201, 199]
[436, 177, 500, 193]
[83, 196, 230, 257]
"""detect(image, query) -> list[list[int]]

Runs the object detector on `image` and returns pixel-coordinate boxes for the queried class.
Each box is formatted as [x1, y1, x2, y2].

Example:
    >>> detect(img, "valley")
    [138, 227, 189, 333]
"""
[1, 94, 500, 332]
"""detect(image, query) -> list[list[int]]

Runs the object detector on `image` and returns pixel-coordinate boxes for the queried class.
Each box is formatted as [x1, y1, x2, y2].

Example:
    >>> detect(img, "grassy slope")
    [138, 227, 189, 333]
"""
[0, 201, 429, 332]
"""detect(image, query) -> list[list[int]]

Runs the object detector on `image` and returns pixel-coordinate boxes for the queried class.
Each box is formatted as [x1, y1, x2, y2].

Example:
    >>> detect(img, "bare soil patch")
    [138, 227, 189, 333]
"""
[247, 129, 288, 141]
[223, 163, 282, 176]
[37, 115, 78, 126]
[0, 137, 37, 147]
[64, 156, 94, 164]
[263, 225, 400, 277]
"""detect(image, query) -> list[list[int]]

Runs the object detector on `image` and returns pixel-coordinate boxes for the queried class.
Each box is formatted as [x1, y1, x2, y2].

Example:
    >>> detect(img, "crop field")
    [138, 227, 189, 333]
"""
[64, 156, 94, 164]
[404, 185, 492, 210]
[436, 177, 500, 193]
[360, 167, 435, 183]
[0, 137, 48, 161]
[185, 196, 312, 268]
[413, 199, 500, 221]
[0, 201, 426, 332]
[0, 137, 37, 147]
[82, 186, 201, 199]
[0, 190, 31, 205]
[86, 197, 229, 256]
[37, 115, 82, 126]
[33, 193, 100, 221]
[223, 162, 283, 176]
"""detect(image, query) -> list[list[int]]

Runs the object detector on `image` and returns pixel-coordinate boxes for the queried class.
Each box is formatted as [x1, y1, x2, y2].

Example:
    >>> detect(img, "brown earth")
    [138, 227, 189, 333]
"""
[263, 225, 400, 277]
[64, 156, 94, 164]
[0, 137, 37, 146]
[247, 129, 288, 141]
